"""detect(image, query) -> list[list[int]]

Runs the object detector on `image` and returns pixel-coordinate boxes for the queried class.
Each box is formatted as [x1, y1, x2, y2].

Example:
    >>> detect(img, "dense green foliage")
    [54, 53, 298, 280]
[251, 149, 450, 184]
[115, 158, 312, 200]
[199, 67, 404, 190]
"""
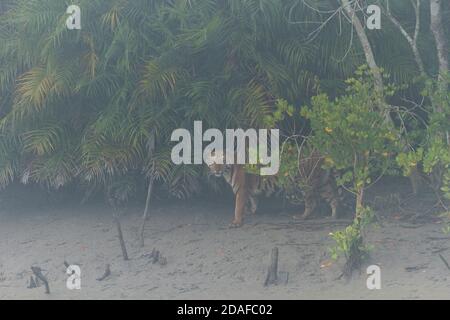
[0, 0, 448, 211]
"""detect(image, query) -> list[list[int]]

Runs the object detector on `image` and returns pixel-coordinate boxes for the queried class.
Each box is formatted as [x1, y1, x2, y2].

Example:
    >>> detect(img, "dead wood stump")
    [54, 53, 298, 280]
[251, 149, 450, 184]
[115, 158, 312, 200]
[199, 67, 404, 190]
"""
[31, 266, 50, 294]
[264, 247, 279, 286]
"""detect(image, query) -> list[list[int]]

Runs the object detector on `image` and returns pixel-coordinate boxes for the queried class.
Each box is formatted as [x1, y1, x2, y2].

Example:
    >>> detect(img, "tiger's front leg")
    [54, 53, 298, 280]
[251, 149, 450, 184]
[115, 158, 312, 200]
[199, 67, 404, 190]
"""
[302, 195, 317, 219]
[330, 200, 339, 219]
[230, 189, 246, 228]
[321, 180, 341, 219]
[293, 192, 317, 220]
[245, 195, 257, 215]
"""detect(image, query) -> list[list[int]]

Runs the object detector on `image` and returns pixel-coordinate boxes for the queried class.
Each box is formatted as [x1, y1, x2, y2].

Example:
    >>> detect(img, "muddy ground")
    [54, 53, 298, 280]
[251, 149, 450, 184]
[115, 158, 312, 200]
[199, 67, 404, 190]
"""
[0, 179, 449, 300]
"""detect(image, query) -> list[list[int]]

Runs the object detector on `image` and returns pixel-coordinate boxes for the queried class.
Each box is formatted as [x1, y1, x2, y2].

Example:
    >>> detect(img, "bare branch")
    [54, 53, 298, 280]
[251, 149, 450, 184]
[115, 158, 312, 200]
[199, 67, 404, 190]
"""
[384, 0, 425, 75]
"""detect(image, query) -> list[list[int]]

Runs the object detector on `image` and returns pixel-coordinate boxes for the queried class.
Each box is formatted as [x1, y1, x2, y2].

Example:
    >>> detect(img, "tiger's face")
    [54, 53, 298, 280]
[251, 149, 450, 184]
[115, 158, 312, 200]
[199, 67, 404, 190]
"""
[209, 162, 231, 177]
[206, 150, 231, 178]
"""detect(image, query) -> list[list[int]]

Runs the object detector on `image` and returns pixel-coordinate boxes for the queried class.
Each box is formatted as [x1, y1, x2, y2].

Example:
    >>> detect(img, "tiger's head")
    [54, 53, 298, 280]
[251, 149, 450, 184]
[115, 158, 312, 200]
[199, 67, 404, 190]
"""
[209, 162, 234, 178]
[206, 150, 232, 178]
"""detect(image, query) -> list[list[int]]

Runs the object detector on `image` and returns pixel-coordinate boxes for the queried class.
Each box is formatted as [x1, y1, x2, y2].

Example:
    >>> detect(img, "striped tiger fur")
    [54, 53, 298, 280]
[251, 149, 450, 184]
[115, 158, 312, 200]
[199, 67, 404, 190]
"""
[207, 151, 277, 227]
[208, 148, 341, 227]
[294, 148, 341, 219]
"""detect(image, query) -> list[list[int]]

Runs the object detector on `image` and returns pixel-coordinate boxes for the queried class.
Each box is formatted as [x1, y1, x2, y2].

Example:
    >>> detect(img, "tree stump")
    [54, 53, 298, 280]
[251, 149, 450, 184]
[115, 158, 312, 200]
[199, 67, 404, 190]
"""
[31, 266, 50, 294]
[264, 247, 279, 286]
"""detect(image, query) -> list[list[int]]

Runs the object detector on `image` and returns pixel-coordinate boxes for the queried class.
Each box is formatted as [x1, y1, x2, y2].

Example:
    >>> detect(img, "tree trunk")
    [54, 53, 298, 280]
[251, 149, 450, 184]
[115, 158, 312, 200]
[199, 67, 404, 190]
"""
[430, 0, 449, 190]
[340, 0, 383, 93]
[114, 213, 129, 260]
[430, 0, 449, 99]
[356, 187, 365, 217]
[139, 176, 155, 247]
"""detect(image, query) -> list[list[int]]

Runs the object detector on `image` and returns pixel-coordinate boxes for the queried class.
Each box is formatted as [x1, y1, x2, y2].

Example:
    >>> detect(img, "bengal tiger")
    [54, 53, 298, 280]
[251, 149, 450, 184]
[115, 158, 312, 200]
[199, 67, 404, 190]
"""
[207, 150, 276, 227]
[293, 149, 341, 220]
[207, 149, 341, 227]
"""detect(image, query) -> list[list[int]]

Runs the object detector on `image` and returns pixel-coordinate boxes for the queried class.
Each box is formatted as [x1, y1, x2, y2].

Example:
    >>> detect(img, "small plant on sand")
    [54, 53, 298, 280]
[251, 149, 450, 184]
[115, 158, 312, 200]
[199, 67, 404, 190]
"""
[330, 207, 375, 277]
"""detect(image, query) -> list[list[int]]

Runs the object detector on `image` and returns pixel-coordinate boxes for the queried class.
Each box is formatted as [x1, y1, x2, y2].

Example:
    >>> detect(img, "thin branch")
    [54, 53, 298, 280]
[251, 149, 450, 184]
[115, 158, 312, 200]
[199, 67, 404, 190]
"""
[384, 0, 425, 75]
